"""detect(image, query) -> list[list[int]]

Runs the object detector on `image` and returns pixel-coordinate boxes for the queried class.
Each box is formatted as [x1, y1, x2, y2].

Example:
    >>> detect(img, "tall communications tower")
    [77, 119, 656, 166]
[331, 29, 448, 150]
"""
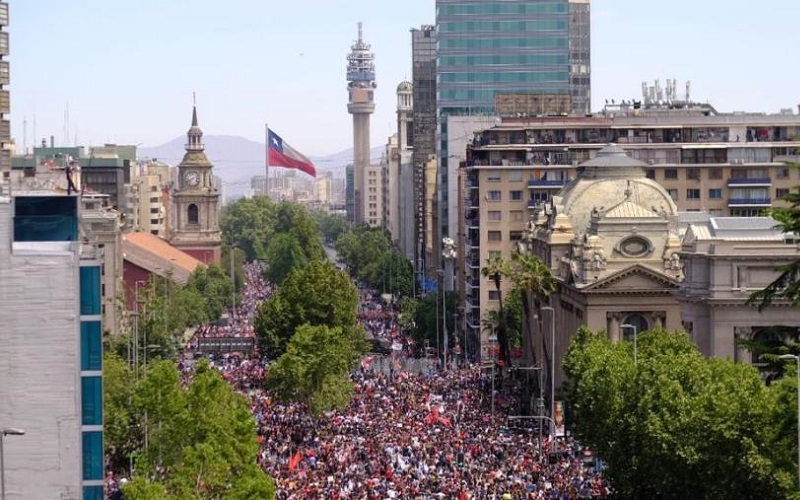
[346, 22, 376, 224]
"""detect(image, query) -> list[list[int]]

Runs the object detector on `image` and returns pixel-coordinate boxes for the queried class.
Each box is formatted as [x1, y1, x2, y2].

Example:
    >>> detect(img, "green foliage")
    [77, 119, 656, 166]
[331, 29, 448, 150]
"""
[263, 231, 308, 284]
[267, 324, 356, 415]
[254, 260, 366, 358]
[377, 250, 415, 298]
[122, 359, 275, 499]
[406, 291, 457, 355]
[313, 210, 348, 245]
[220, 196, 323, 263]
[185, 263, 235, 321]
[749, 173, 800, 309]
[563, 327, 796, 498]
[481, 254, 511, 364]
[104, 353, 138, 473]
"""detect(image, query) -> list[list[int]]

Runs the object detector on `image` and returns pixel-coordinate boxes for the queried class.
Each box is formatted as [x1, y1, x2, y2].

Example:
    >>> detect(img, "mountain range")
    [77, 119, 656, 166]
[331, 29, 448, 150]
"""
[140, 136, 384, 198]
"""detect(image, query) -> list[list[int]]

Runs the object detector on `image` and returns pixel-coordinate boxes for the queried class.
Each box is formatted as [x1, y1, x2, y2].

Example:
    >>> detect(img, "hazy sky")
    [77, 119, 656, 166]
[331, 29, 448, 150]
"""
[10, 0, 800, 157]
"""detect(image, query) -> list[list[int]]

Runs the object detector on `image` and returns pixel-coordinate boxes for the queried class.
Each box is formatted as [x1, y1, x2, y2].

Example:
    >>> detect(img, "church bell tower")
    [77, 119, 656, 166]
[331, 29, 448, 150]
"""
[169, 102, 221, 264]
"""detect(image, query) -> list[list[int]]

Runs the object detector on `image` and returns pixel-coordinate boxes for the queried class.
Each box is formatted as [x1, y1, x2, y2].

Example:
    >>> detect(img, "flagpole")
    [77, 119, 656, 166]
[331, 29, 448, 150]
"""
[265, 123, 270, 199]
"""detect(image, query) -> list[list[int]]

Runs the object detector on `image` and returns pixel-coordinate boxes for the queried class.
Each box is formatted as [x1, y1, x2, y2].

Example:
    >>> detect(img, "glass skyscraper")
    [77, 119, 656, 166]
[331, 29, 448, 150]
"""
[435, 0, 590, 239]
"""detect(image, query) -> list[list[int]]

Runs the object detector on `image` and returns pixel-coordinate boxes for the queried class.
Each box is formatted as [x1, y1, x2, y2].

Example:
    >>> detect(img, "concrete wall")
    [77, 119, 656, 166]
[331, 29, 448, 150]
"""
[0, 198, 83, 499]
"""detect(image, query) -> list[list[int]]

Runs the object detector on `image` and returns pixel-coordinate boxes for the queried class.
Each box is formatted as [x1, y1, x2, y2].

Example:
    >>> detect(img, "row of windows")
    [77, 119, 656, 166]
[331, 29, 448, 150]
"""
[487, 229, 524, 242]
[439, 71, 568, 84]
[486, 170, 526, 182]
[438, 2, 568, 16]
[439, 36, 568, 50]
[487, 209, 526, 222]
[440, 88, 567, 101]
[438, 20, 568, 33]
[439, 54, 568, 67]
[647, 167, 785, 181]
[665, 187, 778, 201]
[485, 190, 526, 201]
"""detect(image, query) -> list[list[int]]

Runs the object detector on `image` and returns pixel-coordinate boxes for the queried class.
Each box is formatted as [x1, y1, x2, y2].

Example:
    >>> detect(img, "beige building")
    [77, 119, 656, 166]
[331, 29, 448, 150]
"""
[130, 160, 171, 236]
[678, 215, 800, 361]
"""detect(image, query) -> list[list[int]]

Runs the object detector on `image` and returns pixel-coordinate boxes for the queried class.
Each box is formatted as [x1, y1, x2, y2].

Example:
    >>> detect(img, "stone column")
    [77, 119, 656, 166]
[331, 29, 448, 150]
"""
[608, 312, 621, 342]
[734, 326, 752, 364]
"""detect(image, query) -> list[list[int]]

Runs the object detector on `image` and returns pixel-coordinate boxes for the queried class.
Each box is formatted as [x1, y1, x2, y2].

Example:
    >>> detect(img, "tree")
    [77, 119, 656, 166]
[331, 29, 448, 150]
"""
[104, 353, 138, 474]
[124, 359, 276, 499]
[263, 231, 308, 285]
[220, 196, 277, 261]
[273, 201, 325, 263]
[749, 177, 800, 309]
[312, 210, 348, 245]
[481, 254, 511, 365]
[185, 263, 234, 321]
[563, 327, 796, 498]
[377, 250, 415, 299]
[267, 324, 356, 415]
[254, 260, 366, 359]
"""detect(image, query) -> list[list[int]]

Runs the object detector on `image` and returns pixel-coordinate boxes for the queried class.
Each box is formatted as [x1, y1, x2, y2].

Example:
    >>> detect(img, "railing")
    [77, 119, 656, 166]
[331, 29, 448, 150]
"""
[728, 198, 772, 206]
[727, 177, 772, 185]
[528, 179, 567, 188]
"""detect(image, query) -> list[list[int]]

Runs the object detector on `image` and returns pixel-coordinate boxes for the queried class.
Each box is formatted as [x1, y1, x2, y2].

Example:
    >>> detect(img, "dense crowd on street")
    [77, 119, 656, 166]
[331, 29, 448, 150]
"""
[190, 261, 272, 342]
[179, 262, 610, 499]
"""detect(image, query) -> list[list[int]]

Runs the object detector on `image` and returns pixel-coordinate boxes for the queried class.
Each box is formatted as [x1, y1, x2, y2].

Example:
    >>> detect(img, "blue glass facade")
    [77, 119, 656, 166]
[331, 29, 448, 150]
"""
[80, 264, 104, 496]
[436, 0, 572, 238]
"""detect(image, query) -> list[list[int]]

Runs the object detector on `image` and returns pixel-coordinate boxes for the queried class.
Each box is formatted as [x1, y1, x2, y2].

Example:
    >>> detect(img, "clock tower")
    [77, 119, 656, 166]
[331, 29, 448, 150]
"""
[170, 104, 221, 264]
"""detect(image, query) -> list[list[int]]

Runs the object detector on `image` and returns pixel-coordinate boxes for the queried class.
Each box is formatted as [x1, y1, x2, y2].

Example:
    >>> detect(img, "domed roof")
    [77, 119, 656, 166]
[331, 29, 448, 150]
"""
[396, 80, 412, 92]
[553, 144, 677, 235]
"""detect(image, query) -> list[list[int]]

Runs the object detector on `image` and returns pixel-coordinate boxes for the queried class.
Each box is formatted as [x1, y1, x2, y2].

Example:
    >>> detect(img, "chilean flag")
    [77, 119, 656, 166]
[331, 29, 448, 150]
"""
[268, 129, 317, 177]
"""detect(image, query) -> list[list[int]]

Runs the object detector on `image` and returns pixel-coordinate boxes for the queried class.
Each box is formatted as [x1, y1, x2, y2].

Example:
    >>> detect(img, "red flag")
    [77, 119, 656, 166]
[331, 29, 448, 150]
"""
[289, 451, 302, 472]
[268, 129, 317, 177]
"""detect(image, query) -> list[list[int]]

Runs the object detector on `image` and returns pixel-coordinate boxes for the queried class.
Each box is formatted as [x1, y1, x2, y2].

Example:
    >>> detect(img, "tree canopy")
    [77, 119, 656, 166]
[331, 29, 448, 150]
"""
[119, 359, 276, 499]
[563, 327, 796, 498]
[254, 260, 366, 359]
[267, 324, 357, 415]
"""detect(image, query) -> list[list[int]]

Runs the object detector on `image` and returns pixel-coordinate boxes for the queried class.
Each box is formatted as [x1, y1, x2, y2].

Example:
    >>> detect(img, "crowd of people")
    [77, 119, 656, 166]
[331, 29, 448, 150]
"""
[178, 263, 610, 499]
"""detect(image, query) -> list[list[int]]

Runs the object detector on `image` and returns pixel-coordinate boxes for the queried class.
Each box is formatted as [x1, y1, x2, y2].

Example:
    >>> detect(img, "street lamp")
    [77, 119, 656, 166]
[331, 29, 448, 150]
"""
[1, 428, 25, 500]
[621, 323, 638, 365]
[489, 332, 498, 418]
[134, 280, 146, 376]
[230, 245, 237, 321]
[442, 237, 457, 370]
[541, 306, 555, 423]
[779, 353, 800, 488]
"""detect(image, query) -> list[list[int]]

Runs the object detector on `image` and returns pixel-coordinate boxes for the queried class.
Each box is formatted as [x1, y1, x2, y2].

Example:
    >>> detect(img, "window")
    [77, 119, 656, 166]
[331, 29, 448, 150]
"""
[150, 208, 159, 214]
[645, 169, 655, 179]
[511, 210, 525, 222]
[488, 290, 500, 301]
[508, 170, 524, 182]
[777, 188, 790, 199]
[487, 190, 501, 201]
[664, 169, 678, 179]
[150, 218, 159, 225]
[510, 190, 523, 201]
[81, 321, 102, 371]
[708, 189, 722, 199]
[83, 486, 104, 500]
[80, 267, 101, 316]
[687, 168, 700, 180]
[778, 168, 791, 179]
[488, 210, 502, 221]
[486, 172, 501, 182]
[667, 189, 678, 200]
[81, 376, 103, 425]
[149, 196, 159, 203]
[686, 189, 701, 200]
[82, 431, 104, 480]
[488, 231, 502, 242]
[622, 314, 649, 340]
[709, 167, 723, 180]
[619, 236, 652, 258]
[510, 230, 523, 241]
[187, 204, 199, 224]
[489, 250, 501, 259]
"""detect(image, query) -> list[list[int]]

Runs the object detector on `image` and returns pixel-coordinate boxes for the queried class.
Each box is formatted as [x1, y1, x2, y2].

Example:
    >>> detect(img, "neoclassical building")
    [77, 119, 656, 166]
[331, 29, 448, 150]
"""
[528, 144, 686, 388]
[678, 216, 800, 361]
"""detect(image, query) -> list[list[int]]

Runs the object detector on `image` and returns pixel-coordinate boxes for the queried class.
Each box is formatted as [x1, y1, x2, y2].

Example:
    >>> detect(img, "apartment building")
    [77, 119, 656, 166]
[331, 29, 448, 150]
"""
[462, 105, 800, 357]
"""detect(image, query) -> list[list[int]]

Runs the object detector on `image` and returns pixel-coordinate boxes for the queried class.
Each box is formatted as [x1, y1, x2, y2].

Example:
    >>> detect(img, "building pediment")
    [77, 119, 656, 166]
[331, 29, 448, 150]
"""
[580, 264, 680, 293]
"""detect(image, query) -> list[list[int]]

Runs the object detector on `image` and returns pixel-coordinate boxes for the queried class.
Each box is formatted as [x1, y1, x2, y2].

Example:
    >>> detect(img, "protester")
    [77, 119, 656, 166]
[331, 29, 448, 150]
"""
[183, 263, 610, 499]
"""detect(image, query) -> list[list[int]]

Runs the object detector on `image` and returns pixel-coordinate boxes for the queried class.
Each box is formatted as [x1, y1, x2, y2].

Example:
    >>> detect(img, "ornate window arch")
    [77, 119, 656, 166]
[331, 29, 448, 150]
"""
[622, 313, 649, 341]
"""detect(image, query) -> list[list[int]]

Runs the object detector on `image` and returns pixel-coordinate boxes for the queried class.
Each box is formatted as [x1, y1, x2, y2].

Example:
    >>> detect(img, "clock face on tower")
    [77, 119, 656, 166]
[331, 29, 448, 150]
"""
[184, 170, 200, 187]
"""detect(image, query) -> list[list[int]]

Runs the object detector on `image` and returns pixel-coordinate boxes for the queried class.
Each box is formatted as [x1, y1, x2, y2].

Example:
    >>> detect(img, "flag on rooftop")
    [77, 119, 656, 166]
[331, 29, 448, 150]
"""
[267, 128, 316, 177]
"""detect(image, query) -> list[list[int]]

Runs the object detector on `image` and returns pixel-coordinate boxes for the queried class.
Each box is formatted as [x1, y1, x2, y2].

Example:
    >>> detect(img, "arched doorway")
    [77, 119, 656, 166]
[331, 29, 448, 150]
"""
[622, 313, 649, 341]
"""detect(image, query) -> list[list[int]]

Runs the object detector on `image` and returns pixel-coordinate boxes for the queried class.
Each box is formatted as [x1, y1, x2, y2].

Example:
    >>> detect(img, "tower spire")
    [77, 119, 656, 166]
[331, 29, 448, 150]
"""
[191, 92, 198, 127]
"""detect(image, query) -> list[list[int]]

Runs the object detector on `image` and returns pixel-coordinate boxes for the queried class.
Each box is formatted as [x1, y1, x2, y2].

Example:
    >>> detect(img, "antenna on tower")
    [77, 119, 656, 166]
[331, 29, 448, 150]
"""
[22, 116, 27, 154]
[193, 91, 196, 106]
[64, 102, 70, 146]
[358, 21, 363, 42]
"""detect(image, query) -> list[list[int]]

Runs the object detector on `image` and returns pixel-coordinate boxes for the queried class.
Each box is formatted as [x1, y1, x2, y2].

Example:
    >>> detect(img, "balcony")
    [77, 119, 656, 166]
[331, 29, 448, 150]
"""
[728, 198, 772, 207]
[467, 216, 479, 229]
[727, 177, 771, 187]
[467, 278, 481, 289]
[528, 178, 567, 189]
